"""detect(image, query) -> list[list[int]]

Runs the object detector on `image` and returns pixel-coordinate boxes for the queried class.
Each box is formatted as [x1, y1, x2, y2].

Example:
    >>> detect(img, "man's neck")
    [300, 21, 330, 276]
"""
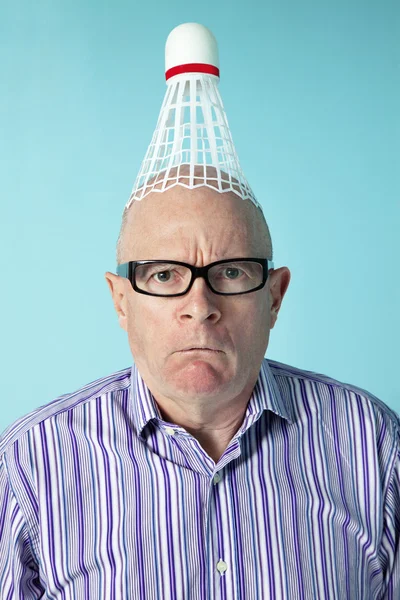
[154, 390, 253, 464]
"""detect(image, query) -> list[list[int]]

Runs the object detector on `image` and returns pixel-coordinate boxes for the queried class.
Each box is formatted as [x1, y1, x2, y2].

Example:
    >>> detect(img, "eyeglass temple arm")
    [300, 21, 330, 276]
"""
[116, 263, 129, 278]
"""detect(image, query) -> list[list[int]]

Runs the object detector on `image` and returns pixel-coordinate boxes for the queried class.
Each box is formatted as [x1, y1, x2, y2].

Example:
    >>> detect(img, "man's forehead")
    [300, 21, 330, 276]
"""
[118, 168, 268, 261]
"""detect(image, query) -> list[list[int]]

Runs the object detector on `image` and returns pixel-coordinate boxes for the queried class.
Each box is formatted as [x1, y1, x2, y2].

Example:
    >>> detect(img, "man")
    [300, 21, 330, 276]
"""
[109, 168, 287, 464]
[0, 165, 399, 599]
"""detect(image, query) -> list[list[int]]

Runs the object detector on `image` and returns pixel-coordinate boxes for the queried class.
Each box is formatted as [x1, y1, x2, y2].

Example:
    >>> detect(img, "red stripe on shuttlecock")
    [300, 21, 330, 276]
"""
[165, 63, 220, 81]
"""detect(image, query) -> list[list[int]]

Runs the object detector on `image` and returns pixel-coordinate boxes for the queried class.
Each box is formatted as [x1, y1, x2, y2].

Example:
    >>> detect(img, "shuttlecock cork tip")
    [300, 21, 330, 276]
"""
[165, 23, 219, 82]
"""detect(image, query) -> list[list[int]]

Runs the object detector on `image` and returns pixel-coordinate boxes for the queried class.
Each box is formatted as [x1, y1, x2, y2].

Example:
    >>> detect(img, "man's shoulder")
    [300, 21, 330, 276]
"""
[0, 366, 132, 457]
[266, 357, 400, 433]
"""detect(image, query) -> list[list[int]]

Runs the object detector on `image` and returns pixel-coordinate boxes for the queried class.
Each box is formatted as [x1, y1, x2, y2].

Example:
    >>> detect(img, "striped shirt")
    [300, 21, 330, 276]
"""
[1, 357, 399, 599]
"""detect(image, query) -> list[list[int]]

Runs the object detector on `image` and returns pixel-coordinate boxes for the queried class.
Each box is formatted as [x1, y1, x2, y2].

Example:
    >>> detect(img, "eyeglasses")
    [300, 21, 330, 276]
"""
[116, 258, 274, 297]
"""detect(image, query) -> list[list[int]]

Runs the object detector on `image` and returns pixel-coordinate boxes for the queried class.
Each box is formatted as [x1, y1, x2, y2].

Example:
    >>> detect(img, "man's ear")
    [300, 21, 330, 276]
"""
[104, 272, 128, 332]
[268, 267, 291, 330]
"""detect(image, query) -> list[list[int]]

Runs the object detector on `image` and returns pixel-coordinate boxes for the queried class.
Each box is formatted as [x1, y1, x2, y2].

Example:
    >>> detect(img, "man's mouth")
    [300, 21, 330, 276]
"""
[180, 348, 221, 353]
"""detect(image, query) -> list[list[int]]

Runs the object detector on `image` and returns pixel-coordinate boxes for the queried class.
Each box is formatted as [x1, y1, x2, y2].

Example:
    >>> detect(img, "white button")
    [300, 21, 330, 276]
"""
[213, 472, 222, 484]
[216, 559, 227, 574]
[165, 427, 175, 435]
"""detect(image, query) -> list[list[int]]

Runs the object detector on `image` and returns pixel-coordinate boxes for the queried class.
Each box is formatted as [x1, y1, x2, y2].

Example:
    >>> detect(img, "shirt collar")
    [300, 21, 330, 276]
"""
[130, 358, 295, 440]
[238, 358, 295, 435]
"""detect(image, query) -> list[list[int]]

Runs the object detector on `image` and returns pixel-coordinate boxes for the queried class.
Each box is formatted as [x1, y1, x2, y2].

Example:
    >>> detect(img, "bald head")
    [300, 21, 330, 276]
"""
[116, 165, 273, 264]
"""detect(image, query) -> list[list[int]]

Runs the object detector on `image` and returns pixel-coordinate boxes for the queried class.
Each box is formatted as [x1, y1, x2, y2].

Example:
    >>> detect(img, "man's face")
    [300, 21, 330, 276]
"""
[106, 186, 290, 406]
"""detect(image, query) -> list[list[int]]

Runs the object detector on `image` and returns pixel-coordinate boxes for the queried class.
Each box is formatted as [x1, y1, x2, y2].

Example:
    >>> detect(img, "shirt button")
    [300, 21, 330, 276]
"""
[213, 472, 222, 484]
[216, 559, 227, 574]
[165, 427, 175, 436]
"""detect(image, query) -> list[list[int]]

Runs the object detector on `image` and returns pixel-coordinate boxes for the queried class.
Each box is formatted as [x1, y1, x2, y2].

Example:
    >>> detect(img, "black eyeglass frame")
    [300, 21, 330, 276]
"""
[116, 258, 275, 297]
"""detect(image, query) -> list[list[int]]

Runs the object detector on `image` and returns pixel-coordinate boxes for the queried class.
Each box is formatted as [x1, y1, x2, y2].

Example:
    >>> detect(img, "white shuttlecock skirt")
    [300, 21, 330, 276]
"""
[126, 73, 261, 210]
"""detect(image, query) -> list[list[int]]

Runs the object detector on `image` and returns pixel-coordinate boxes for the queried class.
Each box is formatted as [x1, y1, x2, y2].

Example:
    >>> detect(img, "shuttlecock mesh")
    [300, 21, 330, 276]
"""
[126, 73, 262, 211]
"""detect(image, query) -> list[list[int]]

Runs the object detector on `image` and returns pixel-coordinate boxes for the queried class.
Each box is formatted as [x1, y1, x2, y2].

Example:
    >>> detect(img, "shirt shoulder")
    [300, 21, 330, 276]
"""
[0, 366, 132, 457]
[266, 357, 400, 435]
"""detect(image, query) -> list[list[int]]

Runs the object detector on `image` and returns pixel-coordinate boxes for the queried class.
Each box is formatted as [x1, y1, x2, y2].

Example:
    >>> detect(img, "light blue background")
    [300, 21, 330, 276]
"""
[1, 0, 399, 434]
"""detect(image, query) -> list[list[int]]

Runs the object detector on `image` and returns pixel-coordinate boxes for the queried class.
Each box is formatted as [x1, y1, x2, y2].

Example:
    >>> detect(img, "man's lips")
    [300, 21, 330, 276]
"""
[178, 348, 222, 353]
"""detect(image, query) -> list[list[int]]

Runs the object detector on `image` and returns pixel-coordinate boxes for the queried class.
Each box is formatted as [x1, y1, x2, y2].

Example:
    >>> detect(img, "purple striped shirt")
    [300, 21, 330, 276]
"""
[1, 357, 399, 599]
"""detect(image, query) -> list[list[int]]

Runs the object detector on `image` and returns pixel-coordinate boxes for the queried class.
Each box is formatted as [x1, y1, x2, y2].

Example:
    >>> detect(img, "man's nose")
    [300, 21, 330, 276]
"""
[178, 275, 222, 322]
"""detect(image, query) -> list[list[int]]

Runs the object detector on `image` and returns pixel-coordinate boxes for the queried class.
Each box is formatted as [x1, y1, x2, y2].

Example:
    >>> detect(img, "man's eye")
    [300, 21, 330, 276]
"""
[225, 268, 241, 279]
[152, 270, 173, 282]
[219, 267, 245, 279]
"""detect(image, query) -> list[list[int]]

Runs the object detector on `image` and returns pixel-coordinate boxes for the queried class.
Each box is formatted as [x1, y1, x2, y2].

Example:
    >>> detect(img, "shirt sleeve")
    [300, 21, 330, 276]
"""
[378, 425, 400, 599]
[0, 453, 45, 599]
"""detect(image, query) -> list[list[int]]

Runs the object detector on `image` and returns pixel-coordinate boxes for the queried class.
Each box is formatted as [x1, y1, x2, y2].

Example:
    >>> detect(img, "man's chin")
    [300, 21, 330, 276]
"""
[167, 359, 228, 397]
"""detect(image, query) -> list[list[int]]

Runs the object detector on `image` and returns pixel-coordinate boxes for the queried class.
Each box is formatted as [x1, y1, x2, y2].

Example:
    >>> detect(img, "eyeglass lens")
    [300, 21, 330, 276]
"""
[134, 261, 264, 295]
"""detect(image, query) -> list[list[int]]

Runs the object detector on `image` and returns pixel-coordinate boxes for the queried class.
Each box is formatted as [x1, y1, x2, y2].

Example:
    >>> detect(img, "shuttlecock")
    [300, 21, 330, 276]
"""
[126, 22, 262, 211]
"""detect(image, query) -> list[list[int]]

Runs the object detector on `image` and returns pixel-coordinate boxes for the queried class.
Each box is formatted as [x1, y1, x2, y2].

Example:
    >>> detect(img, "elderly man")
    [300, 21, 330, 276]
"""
[108, 168, 288, 464]
[0, 166, 399, 599]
